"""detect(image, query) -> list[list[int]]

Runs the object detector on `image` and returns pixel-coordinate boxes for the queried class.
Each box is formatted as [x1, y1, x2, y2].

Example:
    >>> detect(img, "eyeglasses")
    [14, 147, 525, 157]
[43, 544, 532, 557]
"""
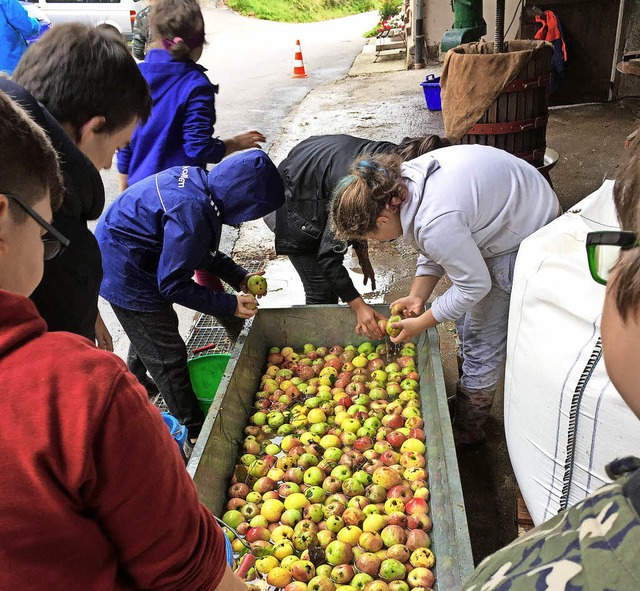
[3, 192, 70, 261]
[586, 231, 640, 285]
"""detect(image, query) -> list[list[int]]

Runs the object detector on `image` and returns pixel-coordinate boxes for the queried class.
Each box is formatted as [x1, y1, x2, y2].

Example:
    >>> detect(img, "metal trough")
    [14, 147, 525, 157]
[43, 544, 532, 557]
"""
[188, 305, 474, 590]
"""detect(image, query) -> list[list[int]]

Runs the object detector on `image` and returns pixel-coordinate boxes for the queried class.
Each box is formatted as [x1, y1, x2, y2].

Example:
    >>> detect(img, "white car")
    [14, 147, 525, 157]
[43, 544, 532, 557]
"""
[24, 0, 140, 42]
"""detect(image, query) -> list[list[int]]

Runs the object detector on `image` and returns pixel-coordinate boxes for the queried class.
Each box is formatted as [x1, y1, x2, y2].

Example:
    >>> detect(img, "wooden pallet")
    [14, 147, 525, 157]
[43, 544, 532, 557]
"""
[516, 486, 535, 534]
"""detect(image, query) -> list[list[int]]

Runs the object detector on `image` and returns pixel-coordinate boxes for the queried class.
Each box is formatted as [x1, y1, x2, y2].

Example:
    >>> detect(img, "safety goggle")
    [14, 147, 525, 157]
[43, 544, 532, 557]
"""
[586, 231, 640, 285]
[4, 192, 70, 260]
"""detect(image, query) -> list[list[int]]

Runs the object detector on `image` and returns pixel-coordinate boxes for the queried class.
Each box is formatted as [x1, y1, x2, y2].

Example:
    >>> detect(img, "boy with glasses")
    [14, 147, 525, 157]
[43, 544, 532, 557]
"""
[0, 91, 247, 590]
[462, 143, 640, 590]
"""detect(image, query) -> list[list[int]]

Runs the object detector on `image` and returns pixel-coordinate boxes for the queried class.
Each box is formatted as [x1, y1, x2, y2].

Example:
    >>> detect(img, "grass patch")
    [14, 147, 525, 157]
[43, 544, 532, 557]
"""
[226, 0, 380, 23]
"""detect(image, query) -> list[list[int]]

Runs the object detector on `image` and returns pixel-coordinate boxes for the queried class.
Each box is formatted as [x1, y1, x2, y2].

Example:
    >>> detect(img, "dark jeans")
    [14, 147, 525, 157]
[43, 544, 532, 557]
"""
[111, 304, 205, 439]
[289, 253, 338, 305]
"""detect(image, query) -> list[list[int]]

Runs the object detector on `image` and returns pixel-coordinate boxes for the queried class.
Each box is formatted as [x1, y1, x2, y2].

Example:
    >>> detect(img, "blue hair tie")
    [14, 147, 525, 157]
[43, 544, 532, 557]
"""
[335, 174, 357, 195]
[357, 160, 386, 175]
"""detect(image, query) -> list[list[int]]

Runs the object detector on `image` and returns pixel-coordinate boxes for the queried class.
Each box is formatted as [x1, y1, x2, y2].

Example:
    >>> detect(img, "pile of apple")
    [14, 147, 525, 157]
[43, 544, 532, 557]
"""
[222, 341, 435, 591]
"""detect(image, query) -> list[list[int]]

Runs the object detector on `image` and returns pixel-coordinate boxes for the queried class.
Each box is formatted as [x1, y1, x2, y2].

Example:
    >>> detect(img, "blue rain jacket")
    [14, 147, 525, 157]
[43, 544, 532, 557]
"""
[117, 49, 225, 186]
[97, 150, 285, 316]
[0, 0, 40, 74]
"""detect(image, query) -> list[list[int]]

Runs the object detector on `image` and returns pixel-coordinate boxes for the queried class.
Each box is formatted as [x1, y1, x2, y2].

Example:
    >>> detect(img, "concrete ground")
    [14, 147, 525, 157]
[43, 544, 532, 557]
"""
[238, 46, 640, 564]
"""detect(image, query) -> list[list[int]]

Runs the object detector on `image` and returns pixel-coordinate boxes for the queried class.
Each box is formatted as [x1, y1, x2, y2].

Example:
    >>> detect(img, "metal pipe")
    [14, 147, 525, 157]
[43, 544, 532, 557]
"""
[495, 0, 505, 53]
[415, 0, 424, 69]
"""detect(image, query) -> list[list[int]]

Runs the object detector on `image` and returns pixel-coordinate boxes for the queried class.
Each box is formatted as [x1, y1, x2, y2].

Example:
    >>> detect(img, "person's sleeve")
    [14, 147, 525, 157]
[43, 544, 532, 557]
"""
[418, 212, 491, 323]
[88, 370, 228, 591]
[198, 251, 248, 292]
[6, 0, 40, 37]
[157, 200, 238, 316]
[131, 10, 148, 60]
[183, 82, 226, 165]
[316, 225, 361, 303]
[416, 253, 446, 278]
[117, 146, 132, 175]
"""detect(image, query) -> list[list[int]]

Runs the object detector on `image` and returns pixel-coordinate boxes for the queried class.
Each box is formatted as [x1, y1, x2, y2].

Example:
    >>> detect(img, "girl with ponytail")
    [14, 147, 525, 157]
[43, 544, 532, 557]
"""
[332, 144, 560, 445]
[117, 0, 265, 190]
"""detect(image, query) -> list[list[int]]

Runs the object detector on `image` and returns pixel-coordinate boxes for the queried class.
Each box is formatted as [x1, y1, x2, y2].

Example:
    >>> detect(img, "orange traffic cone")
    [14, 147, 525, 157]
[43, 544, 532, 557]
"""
[291, 39, 308, 79]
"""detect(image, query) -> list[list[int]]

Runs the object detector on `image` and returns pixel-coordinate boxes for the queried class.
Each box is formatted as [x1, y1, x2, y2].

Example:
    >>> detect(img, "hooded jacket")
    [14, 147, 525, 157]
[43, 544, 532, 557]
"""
[0, 289, 227, 590]
[97, 149, 284, 316]
[0, 0, 39, 74]
[399, 144, 559, 323]
[0, 79, 105, 340]
[117, 49, 225, 186]
[275, 135, 398, 303]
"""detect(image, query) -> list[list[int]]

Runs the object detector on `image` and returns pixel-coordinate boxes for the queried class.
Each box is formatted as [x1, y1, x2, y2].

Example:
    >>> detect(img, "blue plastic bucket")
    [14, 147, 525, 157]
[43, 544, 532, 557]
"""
[420, 74, 442, 111]
[224, 533, 234, 567]
[161, 412, 188, 458]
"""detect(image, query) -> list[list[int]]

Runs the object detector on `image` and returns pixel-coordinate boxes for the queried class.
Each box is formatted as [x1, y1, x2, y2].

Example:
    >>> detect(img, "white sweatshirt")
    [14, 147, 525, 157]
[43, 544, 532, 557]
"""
[400, 144, 559, 323]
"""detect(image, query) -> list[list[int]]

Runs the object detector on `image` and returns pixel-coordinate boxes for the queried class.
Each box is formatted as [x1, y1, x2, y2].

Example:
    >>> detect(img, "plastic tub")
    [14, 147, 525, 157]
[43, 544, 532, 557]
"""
[420, 74, 442, 111]
[161, 412, 188, 458]
[188, 353, 231, 415]
[224, 532, 234, 567]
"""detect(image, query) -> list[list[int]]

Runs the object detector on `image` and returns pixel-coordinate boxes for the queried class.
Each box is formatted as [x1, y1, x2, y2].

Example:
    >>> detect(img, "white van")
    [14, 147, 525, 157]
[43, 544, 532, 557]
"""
[25, 0, 142, 41]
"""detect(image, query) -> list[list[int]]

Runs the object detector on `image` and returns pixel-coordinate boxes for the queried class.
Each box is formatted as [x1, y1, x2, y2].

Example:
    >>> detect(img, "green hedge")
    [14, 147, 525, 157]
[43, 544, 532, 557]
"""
[226, 0, 379, 23]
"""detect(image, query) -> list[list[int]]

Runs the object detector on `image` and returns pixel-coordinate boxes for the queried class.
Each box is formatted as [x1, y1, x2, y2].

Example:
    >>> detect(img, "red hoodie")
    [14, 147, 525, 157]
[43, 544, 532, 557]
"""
[0, 290, 226, 590]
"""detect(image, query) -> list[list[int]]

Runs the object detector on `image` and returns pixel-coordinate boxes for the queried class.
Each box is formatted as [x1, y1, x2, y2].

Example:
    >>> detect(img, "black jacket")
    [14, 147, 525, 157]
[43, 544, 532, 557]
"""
[1, 79, 105, 341]
[275, 134, 397, 303]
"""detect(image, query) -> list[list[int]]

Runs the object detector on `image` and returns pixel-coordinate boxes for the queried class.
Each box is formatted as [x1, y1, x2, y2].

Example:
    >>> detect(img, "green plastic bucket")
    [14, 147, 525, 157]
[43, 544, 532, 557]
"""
[187, 353, 231, 415]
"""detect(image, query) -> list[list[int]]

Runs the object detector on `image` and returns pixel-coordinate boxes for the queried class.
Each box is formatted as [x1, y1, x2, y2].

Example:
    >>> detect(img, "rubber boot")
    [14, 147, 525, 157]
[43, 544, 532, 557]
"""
[452, 382, 496, 446]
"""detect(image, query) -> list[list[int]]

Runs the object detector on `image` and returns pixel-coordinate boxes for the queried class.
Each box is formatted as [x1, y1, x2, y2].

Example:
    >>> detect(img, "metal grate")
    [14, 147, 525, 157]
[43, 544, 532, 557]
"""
[184, 254, 269, 359]
[187, 323, 238, 356]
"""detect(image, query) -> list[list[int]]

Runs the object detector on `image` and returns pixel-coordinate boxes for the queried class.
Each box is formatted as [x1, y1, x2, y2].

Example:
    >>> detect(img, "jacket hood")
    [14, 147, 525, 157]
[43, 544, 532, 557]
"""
[142, 50, 212, 102]
[0, 290, 46, 357]
[207, 150, 285, 225]
[0, 79, 105, 221]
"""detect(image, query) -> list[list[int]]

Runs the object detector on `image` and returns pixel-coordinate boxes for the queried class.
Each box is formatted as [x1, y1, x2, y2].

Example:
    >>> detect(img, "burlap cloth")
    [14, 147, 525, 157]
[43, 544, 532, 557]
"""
[441, 40, 552, 141]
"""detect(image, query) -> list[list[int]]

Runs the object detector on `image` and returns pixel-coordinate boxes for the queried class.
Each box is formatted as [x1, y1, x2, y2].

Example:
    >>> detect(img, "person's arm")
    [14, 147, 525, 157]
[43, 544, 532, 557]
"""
[223, 131, 266, 156]
[316, 228, 384, 339]
[118, 174, 128, 194]
[6, 0, 40, 38]
[420, 213, 491, 323]
[131, 8, 148, 60]
[198, 251, 247, 292]
[157, 201, 254, 318]
[89, 370, 239, 590]
[391, 214, 491, 342]
[95, 311, 113, 352]
[117, 147, 132, 178]
[183, 83, 226, 165]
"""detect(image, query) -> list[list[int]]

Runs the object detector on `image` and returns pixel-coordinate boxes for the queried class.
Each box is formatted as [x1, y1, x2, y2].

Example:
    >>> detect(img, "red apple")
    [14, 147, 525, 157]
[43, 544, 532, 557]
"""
[406, 529, 431, 552]
[388, 485, 413, 503]
[407, 514, 432, 532]
[386, 430, 408, 448]
[405, 497, 429, 515]
[381, 414, 404, 429]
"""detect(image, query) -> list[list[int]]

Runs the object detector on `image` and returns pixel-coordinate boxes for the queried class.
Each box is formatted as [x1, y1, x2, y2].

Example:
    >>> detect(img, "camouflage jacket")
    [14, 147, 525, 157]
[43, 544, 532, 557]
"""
[463, 457, 640, 590]
[132, 5, 151, 60]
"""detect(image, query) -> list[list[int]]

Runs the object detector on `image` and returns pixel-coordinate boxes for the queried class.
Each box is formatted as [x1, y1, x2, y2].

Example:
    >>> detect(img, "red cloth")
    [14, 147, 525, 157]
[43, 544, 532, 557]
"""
[534, 10, 567, 62]
[0, 290, 227, 590]
[194, 269, 225, 292]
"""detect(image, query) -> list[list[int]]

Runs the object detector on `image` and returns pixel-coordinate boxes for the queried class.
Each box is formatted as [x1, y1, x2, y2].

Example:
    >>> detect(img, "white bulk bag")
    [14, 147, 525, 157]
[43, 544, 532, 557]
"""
[505, 180, 640, 525]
